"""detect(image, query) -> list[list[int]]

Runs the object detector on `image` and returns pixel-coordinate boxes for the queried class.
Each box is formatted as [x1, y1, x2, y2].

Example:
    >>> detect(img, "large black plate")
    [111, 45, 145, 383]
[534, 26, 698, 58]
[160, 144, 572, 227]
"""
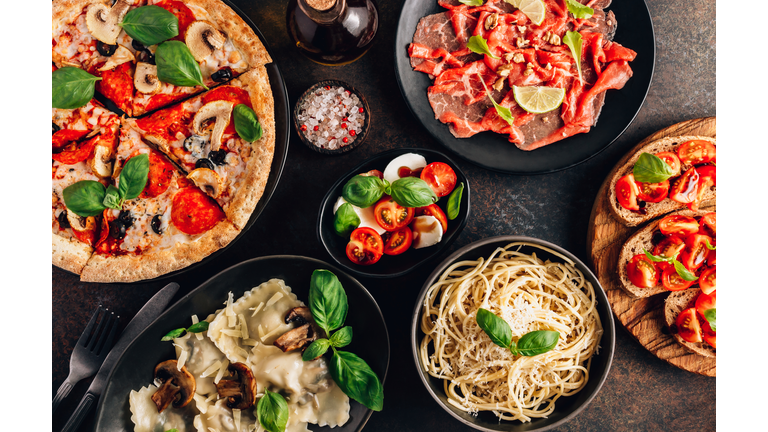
[94, 256, 390, 431]
[54, 0, 290, 282]
[394, 0, 655, 175]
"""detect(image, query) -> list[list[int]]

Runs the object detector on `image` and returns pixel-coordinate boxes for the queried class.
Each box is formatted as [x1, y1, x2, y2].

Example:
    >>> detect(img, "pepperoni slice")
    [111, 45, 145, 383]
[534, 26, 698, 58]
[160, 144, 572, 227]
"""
[135, 103, 186, 138]
[52, 129, 89, 151]
[202, 86, 252, 135]
[94, 62, 135, 114]
[128, 150, 176, 198]
[52, 134, 98, 164]
[171, 187, 225, 235]
[155, 0, 196, 42]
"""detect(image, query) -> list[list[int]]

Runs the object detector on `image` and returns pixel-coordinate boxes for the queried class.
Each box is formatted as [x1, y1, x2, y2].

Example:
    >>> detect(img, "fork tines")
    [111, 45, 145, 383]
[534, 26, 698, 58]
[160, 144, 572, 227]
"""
[79, 305, 120, 357]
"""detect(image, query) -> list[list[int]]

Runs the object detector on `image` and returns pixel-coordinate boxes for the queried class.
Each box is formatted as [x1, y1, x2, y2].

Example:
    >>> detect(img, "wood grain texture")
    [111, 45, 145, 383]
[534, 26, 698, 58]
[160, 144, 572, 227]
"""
[587, 117, 716, 377]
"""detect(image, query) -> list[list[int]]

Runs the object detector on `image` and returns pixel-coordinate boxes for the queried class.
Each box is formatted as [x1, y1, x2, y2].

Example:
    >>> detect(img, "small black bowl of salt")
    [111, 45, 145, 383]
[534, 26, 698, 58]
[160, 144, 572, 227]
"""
[293, 80, 370, 155]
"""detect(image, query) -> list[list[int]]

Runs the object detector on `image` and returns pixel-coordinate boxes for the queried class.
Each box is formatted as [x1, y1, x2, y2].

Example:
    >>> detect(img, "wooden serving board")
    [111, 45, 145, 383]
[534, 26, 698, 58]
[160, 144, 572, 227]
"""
[586, 117, 716, 377]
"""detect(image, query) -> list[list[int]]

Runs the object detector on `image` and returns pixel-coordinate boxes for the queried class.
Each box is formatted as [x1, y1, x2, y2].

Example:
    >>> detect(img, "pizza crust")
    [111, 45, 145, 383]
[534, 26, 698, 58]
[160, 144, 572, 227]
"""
[79, 220, 239, 283]
[52, 232, 93, 275]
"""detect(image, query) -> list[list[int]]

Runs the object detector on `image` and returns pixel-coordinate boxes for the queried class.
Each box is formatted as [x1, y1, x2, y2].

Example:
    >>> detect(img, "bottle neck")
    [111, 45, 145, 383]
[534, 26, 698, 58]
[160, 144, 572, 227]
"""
[298, 0, 347, 24]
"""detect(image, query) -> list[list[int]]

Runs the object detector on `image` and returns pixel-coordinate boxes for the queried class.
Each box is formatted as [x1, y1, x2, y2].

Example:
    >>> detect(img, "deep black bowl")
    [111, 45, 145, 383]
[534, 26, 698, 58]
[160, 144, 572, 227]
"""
[94, 255, 390, 432]
[411, 236, 616, 432]
[318, 148, 471, 278]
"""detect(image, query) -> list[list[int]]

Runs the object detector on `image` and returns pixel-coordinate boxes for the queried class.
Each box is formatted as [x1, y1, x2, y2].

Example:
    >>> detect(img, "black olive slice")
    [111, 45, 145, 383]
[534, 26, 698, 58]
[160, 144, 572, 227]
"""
[109, 219, 127, 240]
[97, 41, 118, 57]
[151, 215, 164, 234]
[208, 150, 227, 165]
[132, 40, 146, 51]
[211, 68, 233, 83]
[53, 123, 61, 135]
[118, 210, 135, 228]
[137, 50, 155, 65]
[58, 211, 70, 229]
[195, 158, 216, 170]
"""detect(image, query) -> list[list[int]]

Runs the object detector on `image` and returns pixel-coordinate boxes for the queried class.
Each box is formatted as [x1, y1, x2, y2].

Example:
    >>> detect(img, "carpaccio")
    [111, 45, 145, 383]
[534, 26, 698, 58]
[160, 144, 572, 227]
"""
[408, 0, 636, 150]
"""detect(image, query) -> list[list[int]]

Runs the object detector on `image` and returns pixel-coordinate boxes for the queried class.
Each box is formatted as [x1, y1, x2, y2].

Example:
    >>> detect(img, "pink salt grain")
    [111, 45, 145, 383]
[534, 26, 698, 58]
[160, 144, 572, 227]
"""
[297, 85, 366, 150]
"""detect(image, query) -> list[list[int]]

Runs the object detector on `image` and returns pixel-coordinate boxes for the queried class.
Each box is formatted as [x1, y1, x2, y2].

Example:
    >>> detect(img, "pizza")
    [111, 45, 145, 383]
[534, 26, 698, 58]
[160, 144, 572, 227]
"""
[52, 0, 276, 282]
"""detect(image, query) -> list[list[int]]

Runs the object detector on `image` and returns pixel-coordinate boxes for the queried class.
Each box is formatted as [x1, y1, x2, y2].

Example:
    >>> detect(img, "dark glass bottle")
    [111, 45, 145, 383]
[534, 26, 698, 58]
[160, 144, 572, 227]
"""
[287, 0, 379, 66]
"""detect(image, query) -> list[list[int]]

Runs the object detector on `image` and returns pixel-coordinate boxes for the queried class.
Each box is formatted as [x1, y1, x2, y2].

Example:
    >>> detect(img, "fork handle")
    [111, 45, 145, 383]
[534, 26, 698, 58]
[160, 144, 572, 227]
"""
[61, 391, 97, 432]
[52, 378, 74, 414]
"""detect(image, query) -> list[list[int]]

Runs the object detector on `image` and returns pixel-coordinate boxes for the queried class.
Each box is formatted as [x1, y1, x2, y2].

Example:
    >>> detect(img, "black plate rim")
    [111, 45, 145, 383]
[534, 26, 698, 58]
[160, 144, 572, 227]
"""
[410, 235, 616, 432]
[393, 0, 656, 175]
[94, 254, 391, 432]
[317, 147, 472, 279]
[53, 0, 290, 283]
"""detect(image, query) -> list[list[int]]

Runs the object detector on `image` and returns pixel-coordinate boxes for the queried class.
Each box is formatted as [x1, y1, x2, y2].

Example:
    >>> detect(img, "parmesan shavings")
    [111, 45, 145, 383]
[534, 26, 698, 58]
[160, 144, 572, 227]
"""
[193, 393, 209, 414]
[249, 302, 265, 317]
[266, 292, 284, 307]
[233, 408, 241, 431]
[221, 329, 243, 338]
[214, 359, 230, 384]
[191, 314, 204, 340]
[242, 338, 258, 346]
[201, 360, 222, 378]
[238, 313, 249, 340]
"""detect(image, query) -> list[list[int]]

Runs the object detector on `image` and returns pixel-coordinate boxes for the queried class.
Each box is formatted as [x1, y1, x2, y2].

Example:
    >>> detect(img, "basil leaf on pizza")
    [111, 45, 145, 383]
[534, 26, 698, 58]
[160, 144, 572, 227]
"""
[156, 41, 209, 89]
[233, 104, 263, 142]
[52, 67, 102, 109]
[63, 181, 108, 217]
[119, 154, 150, 200]
[103, 185, 123, 209]
[120, 5, 179, 46]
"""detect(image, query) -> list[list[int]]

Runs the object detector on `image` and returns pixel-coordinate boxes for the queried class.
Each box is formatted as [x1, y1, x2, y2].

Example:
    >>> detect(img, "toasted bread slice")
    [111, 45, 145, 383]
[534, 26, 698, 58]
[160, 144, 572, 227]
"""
[617, 208, 714, 298]
[664, 288, 716, 358]
[608, 135, 716, 227]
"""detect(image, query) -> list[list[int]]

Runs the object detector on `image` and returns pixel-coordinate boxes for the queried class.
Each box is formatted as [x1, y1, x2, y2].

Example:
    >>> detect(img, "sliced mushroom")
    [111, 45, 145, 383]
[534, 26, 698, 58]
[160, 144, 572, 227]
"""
[90, 144, 114, 178]
[134, 62, 160, 94]
[97, 45, 135, 71]
[215, 362, 257, 410]
[185, 20, 226, 62]
[144, 134, 171, 154]
[67, 211, 95, 233]
[85, 0, 131, 45]
[285, 307, 313, 325]
[273, 323, 318, 353]
[187, 168, 223, 198]
[193, 101, 234, 152]
[151, 360, 196, 413]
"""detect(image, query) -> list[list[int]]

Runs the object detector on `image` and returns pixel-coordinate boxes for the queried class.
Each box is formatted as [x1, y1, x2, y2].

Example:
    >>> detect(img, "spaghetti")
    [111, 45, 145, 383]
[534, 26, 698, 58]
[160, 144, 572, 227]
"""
[419, 242, 602, 422]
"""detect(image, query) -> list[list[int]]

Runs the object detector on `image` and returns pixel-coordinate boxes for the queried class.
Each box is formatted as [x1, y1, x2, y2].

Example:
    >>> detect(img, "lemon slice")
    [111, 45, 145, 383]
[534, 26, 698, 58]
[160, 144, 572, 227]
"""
[517, 0, 547, 26]
[504, 0, 522, 7]
[513, 85, 566, 114]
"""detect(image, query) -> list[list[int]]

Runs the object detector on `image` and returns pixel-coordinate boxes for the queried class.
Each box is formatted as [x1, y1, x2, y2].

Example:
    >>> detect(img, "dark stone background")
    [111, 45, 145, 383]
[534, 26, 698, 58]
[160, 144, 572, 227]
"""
[52, 0, 715, 430]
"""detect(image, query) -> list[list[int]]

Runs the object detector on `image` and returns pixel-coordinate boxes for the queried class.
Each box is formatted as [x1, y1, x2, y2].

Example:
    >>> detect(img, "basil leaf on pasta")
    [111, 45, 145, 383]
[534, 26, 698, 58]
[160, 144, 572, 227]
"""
[302, 339, 331, 361]
[309, 269, 348, 334]
[329, 350, 384, 412]
[257, 389, 289, 432]
[514, 330, 560, 356]
[329, 326, 353, 348]
[161, 328, 186, 341]
[186, 321, 209, 333]
[476, 308, 512, 349]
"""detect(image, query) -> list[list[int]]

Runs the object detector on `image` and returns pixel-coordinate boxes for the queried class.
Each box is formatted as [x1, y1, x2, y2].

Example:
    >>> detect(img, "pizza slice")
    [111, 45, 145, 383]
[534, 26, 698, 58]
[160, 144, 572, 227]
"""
[78, 124, 239, 282]
[52, 0, 272, 116]
[124, 67, 275, 229]
[52, 98, 120, 274]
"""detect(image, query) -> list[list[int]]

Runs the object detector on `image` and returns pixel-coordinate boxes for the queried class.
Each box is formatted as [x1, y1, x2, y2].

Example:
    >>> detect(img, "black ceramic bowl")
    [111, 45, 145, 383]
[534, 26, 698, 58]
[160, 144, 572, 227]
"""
[94, 255, 390, 432]
[294, 80, 371, 155]
[411, 236, 615, 432]
[318, 148, 471, 278]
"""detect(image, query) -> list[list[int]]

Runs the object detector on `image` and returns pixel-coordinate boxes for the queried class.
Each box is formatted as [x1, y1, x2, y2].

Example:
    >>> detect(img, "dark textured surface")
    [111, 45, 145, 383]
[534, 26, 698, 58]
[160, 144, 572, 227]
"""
[52, 0, 716, 431]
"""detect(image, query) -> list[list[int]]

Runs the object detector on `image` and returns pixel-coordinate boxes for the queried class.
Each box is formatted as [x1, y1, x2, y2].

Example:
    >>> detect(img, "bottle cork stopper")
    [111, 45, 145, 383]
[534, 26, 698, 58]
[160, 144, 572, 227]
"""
[306, 0, 336, 11]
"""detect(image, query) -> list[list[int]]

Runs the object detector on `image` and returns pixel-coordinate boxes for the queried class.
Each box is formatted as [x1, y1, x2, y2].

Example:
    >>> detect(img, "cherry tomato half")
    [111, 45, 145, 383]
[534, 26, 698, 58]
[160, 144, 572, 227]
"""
[669, 167, 700, 204]
[616, 173, 640, 211]
[680, 234, 712, 271]
[702, 321, 716, 349]
[345, 227, 384, 265]
[695, 290, 716, 317]
[637, 180, 670, 203]
[653, 235, 686, 271]
[699, 212, 716, 236]
[687, 165, 716, 211]
[373, 196, 414, 232]
[416, 204, 448, 232]
[383, 227, 413, 255]
[698, 267, 716, 295]
[676, 307, 703, 343]
[655, 151, 681, 176]
[677, 140, 716, 165]
[627, 254, 659, 288]
[420, 162, 457, 197]
[661, 267, 694, 291]
[658, 215, 699, 237]
[360, 169, 383, 179]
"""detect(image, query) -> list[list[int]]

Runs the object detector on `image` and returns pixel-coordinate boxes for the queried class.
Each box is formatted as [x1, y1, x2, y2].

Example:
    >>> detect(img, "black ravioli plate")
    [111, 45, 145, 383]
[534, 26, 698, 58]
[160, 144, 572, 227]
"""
[394, 0, 656, 174]
[94, 255, 390, 432]
[318, 148, 471, 278]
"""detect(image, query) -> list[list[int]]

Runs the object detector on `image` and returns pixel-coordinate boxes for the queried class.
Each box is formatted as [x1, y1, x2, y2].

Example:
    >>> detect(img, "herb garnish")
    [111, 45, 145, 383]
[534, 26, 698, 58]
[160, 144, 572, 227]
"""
[341, 175, 437, 209]
[459, 0, 484, 5]
[334, 203, 361, 237]
[480, 79, 515, 127]
[446, 182, 464, 220]
[633, 153, 675, 183]
[563, 31, 583, 83]
[160, 320, 210, 341]
[233, 104, 263, 142]
[257, 389, 289, 432]
[52, 67, 102, 109]
[467, 35, 500, 59]
[476, 308, 560, 356]
[643, 249, 698, 282]
[120, 5, 179, 46]
[702, 308, 716, 331]
[156, 41, 208, 89]
[565, 0, 594, 19]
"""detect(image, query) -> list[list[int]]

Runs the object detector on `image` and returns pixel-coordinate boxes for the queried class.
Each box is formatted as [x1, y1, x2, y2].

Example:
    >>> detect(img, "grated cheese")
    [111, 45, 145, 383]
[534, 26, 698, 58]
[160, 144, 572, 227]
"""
[194, 393, 209, 414]
[262, 325, 283, 342]
[238, 314, 249, 340]
[249, 302, 265, 317]
[233, 408, 241, 431]
[214, 359, 229, 384]
[266, 292, 284, 307]
[177, 348, 189, 370]
[201, 360, 222, 378]
[192, 314, 204, 340]
[241, 338, 258, 346]
[205, 392, 218, 403]
[221, 329, 243, 338]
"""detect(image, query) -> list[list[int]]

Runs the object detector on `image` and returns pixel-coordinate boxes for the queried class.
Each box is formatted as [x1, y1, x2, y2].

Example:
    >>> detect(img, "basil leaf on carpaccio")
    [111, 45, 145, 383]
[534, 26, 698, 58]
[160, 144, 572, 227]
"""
[329, 326, 353, 348]
[309, 269, 348, 334]
[515, 330, 560, 356]
[466, 35, 499, 59]
[52, 67, 102, 109]
[257, 389, 289, 432]
[233, 104, 263, 142]
[342, 175, 386, 208]
[120, 5, 179, 46]
[389, 177, 438, 208]
[563, 31, 584, 83]
[476, 308, 512, 349]
[334, 203, 361, 237]
[329, 350, 384, 411]
[633, 152, 675, 183]
[160, 327, 186, 342]
[119, 153, 150, 201]
[446, 182, 464, 220]
[62, 180, 108, 217]
[480, 79, 515, 127]
[302, 338, 331, 361]
[459, 0, 484, 6]
[156, 41, 208, 89]
[565, 0, 594, 19]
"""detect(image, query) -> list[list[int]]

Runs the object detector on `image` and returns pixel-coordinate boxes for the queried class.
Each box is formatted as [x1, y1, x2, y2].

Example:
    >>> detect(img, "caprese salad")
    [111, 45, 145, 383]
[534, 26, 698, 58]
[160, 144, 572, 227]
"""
[332, 153, 464, 266]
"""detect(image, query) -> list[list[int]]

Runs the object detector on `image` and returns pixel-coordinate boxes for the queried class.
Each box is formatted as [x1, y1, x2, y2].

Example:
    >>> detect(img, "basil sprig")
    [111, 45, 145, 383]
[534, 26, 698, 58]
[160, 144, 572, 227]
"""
[233, 104, 263, 142]
[480, 79, 514, 127]
[52, 67, 102, 109]
[476, 308, 560, 356]
[257, 389, 289, 432]
[120, 5, 178, 46]
[334, 203, 360, 237]
[342, 174, 437, 209]
[301, 270, 384, 411]
[565, 0, 594, 19]
[63, 154, 150, 217]
[156, 41, 208, 89]
[160, 321, 210, 341]
[447, 182, 464, 220]
[703, 308, 716, 331]
[342, 175, 389, 208]
[467, 35, 500, 59]
[563, 31, 583, 83]
[390, 177, 438, 208]
[459, 0, 484, 5]
[643, 249, 698, 282]
[633, 153, 675, 183]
